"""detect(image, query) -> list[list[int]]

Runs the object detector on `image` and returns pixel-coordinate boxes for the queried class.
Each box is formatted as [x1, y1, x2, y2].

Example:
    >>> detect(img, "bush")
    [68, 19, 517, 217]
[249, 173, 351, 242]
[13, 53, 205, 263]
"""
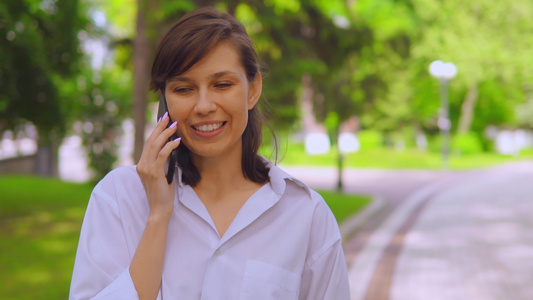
[452, 132, 484, 155]
[358, 130, 382, 150]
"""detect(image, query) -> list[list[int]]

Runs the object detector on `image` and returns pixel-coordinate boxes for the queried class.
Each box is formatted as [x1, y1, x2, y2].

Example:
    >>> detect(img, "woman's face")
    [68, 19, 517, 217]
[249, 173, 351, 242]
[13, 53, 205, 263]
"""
[164, 42, 262, 162]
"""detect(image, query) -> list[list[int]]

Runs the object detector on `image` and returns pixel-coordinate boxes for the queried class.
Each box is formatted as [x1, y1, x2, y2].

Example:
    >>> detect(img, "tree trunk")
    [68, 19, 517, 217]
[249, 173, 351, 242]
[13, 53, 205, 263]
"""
[226, 0, 238, 15]
[35, 133, 60, 177]
[332, 126, 343, 192]
[133, 0, 151, 164]
[457, 84, 479, 134]
[337, 149, 344, 192]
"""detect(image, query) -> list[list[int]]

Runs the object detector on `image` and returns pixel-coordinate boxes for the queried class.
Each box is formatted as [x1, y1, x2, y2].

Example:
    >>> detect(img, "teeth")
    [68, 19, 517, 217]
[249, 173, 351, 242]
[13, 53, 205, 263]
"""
[194, 122, 223, 132]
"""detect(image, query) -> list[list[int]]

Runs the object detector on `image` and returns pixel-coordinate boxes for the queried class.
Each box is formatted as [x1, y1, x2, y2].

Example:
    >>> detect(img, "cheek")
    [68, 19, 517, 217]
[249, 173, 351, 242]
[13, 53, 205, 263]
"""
[176, 122, 186, 137]
[167, 108, 187, 136]
[231, 104, 249, 126]
[167, 100, 189, 122]
[235, 108, 249, 133]
[230, 93, 251, 115]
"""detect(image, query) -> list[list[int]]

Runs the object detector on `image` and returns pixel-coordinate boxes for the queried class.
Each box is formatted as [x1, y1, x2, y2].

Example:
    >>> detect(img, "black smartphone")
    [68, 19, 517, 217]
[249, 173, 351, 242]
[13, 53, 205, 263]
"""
[157, 94, 179, 184]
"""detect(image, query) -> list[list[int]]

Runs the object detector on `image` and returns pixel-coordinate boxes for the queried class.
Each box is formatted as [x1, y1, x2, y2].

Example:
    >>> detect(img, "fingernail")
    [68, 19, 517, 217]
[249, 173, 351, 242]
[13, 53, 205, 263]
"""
[174, 137, 182, 142]
[169, 121, 177, 128]
[163, 112, 168, 120]
[157, 116, 162, 123]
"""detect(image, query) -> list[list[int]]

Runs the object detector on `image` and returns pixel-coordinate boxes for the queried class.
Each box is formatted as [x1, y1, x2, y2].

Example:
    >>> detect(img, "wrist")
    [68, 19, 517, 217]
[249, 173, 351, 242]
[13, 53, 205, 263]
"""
[147, 210, 173, 226]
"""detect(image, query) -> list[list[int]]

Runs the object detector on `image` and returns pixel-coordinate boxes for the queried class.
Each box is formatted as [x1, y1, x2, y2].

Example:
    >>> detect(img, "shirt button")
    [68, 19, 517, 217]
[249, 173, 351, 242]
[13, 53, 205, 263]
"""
[214, 249, 221, 256]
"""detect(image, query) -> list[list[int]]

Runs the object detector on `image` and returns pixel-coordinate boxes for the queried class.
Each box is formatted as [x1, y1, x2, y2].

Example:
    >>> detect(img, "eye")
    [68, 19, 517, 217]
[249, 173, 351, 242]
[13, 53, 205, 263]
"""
[173, 87, 193, 94]
[214, 82, 234, 89]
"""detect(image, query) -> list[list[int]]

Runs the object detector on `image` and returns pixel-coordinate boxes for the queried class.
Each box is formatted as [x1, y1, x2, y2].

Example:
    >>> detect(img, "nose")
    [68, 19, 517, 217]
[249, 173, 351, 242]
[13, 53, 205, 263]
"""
[193, 90, 216, 115]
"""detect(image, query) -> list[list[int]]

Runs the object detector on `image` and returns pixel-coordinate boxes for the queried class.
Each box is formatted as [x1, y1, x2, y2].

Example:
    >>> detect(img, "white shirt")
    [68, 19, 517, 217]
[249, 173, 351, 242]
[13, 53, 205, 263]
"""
[69, 161, 350, 300]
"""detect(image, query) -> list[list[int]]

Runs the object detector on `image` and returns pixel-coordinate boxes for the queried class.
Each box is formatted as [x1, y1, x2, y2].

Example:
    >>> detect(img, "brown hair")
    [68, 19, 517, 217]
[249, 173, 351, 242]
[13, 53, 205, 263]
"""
[150, 7, 272, 187]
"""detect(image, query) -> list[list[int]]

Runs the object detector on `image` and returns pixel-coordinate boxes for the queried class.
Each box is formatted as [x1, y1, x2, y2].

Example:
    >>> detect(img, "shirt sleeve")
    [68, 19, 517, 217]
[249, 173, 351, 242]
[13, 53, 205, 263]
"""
[69, 174, 139, 300]
[298, 191, 351, 300]
[298, 238, 350, 300]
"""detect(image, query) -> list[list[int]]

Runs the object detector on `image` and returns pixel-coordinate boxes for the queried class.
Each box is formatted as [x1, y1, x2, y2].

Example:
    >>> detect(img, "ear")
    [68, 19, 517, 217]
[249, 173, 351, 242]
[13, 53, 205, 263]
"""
[247, 73, 262, 110]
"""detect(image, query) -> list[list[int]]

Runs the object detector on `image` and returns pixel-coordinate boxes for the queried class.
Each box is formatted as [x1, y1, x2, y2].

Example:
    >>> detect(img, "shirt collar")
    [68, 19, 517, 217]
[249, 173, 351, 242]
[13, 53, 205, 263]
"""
[262, 157, 311, 197]
[175, 157, 312, 199]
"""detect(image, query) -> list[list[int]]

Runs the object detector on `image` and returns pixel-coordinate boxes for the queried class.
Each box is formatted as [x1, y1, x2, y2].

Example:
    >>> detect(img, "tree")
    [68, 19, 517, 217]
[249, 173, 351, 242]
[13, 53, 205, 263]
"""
[132, 0, 151, 163]
[410, 0, 533, 137]
[74, 67, 132, 181]
[0, 0, 87, 176]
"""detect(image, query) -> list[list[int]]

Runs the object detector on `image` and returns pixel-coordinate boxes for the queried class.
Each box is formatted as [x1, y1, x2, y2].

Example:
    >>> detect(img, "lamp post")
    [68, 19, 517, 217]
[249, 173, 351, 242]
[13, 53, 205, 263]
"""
[429, 60, 457, 169]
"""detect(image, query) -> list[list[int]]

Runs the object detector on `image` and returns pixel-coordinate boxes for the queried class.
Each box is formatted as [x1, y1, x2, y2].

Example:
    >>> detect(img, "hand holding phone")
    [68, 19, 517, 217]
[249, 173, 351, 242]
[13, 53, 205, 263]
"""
[135, 95, 181, 220]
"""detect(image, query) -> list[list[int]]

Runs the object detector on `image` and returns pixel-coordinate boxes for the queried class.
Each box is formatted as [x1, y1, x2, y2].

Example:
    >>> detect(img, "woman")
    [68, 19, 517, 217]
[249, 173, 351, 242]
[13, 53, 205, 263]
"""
[70, 8, 350, 300]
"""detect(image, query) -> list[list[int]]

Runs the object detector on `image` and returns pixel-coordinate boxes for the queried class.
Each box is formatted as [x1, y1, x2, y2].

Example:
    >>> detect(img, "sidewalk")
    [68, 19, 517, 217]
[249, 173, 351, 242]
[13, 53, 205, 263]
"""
[346, 161, 533, 300]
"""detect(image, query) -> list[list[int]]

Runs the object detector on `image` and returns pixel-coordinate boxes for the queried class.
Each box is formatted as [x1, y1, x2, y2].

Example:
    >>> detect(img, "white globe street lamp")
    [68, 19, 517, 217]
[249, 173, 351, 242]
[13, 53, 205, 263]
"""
[338, 132, 360, 155]
[305, 132, 331, 155]
[429, 60, 457, 169]
[429, 60, 457, 81]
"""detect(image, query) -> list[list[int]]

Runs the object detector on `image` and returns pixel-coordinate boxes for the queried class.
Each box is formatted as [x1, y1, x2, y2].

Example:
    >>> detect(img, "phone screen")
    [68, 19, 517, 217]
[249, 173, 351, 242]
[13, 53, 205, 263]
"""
[158, 94, 179, 184]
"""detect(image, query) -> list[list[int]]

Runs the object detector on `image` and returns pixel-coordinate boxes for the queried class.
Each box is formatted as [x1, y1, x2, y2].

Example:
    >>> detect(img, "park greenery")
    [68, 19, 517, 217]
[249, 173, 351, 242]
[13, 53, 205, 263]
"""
[272, 140, 533, 170]
[0, 175, 369, 299]
[1, 0, 533, 180]
[0, 2, 530, 297]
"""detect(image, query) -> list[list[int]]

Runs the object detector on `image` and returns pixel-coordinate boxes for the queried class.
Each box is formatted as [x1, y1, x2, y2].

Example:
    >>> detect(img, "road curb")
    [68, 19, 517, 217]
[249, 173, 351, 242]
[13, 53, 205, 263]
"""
[340, 196, 387, 243]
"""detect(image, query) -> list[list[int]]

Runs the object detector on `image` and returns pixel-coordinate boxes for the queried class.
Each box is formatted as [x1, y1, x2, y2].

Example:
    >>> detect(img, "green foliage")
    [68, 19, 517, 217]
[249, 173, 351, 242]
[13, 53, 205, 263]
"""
[0, 0, 87, 139]
[409, 0, 533, 134]
[472, 79, 521, 130]
[279, 141, 533, 170]
[357, 130, 382, 150]
[94, 0, 136, 36]
[154, 0, 196, 22]
[515, 98, 533, 129]
[75, 67, 132, 182]
[3, 0, 532, 166]
[94, 0, 533, 178]
[451, 132, 484, 155]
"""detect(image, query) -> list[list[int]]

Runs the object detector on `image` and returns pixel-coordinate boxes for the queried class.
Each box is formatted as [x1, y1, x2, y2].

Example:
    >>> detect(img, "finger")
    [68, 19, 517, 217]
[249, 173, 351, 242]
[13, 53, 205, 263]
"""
[155, 138, 182, 170]
[145, 112, 170, 145]
[141, 113, 173, 161]
[156, 111, 171, 130]
[152, 121, 179, 151]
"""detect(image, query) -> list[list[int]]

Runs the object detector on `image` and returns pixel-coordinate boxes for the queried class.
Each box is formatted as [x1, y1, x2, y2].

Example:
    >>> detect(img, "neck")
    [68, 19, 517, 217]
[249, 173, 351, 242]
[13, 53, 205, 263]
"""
[191, 145, 250, 196]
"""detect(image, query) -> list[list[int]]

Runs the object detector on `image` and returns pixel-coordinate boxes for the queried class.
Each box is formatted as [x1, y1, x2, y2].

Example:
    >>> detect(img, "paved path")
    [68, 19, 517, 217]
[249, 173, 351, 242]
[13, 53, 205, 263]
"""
[280, 165, 454, 262]
[283, 161, 533, 300]
[280, 165, 454, 202]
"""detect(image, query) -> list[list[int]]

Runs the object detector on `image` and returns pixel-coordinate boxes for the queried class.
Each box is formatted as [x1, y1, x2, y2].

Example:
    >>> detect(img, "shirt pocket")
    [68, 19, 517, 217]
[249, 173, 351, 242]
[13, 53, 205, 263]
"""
[239, 260, 301, 300]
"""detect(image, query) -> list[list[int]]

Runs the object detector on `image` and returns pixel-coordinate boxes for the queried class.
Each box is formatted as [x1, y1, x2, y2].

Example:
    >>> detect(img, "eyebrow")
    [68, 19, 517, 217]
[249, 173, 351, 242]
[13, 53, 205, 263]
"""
[167, 71, 237, 83]
[209, 71, 236, 79]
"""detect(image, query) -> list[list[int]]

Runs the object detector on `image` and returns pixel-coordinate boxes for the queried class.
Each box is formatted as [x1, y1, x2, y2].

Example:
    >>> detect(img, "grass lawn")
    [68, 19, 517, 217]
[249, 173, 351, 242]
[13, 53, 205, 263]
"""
[0, 175, 368, 299]
[263, 142, 533, 170]
[0, 176, 93, 299]
[318, 190, 370, 224]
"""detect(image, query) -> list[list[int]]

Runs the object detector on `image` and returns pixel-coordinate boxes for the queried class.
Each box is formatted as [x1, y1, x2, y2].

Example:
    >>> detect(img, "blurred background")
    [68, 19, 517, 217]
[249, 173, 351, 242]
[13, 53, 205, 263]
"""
[1, 0, 532, 299]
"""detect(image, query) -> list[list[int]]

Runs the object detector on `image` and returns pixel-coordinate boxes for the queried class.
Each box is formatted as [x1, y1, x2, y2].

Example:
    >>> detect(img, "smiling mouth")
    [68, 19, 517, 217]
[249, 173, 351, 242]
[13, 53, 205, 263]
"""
[193, 122, 226, 132]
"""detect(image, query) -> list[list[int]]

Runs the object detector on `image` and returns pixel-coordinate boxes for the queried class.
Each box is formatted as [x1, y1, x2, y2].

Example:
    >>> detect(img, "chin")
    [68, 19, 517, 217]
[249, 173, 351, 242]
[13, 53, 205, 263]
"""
[190, 141, 241, 161]
[189, 146, 225, 159]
